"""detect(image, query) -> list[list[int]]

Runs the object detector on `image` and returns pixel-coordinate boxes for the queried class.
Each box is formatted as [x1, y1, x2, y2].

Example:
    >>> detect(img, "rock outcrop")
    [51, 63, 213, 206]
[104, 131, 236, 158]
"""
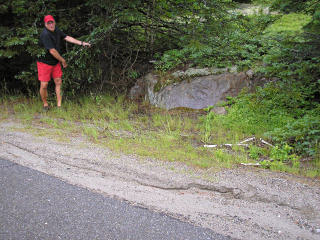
[129, 68, 252, 110]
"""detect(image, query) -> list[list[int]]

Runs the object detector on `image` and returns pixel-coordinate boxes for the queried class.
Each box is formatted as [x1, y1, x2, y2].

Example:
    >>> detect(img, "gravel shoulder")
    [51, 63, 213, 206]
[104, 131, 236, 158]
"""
[1, 120, 320, 240]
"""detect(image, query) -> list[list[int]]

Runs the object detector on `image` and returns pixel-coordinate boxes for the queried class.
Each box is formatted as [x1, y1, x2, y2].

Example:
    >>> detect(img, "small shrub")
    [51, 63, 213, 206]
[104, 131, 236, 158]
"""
[201, 110, 215, 143]
[249, 145, 265, 160]
[270, 144, 293, 162]
[267, 112, 320, 156]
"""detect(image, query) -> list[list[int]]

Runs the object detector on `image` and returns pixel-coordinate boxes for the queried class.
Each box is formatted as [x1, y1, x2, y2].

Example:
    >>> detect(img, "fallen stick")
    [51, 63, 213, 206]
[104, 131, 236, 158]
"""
[204, 143, 249, 148]
[224, 144, 233, 147]
[204, 144, 218, 148]
[223, 143, 249, 147]
[235, 143, 249, 147]
[240, 162, 261, 166]
[204, 138, 273, 149]
[239, 137, 255, 144]
[260, 138, 274, 147]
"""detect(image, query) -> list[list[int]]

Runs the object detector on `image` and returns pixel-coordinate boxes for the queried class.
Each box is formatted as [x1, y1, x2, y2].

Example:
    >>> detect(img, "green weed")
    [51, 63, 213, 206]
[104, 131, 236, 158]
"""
[248, 145, 265, 160]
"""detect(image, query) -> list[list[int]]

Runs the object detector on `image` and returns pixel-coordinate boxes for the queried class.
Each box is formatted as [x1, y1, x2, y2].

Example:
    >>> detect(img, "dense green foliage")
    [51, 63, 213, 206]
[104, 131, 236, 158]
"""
[257, 0, 320, 158]
[155, 13, 276, 71]
[0, 0, 233, 94]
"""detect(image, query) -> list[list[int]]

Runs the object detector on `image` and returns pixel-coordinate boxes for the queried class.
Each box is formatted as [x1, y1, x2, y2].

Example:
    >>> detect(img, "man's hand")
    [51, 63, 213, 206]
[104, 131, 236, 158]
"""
[82, 42, 91, 47]
[61, 59, 68, 68]
[49, 48, 67, 67]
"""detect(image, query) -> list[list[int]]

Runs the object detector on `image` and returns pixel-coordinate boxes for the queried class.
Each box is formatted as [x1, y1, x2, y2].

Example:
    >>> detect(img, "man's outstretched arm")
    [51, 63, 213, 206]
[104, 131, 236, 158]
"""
[64, 36, 91, 47]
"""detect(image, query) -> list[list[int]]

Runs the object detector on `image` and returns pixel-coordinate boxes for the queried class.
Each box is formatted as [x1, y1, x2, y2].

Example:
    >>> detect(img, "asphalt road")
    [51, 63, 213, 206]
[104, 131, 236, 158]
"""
[0, 158, 231, 240]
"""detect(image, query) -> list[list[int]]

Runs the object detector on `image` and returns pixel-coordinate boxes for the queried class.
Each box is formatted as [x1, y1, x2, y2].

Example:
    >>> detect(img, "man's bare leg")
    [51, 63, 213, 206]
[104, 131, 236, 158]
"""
[40, 82, 49, 107]
[54, 78, 62, 107]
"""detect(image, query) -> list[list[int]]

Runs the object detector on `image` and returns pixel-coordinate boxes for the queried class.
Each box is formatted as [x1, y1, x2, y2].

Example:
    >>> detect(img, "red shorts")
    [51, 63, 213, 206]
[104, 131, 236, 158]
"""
[37, 61, 62, 82]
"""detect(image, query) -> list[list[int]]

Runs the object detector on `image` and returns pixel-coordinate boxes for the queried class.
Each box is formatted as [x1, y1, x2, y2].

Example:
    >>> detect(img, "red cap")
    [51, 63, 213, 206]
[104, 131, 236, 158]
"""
[44, 15, 55, 23]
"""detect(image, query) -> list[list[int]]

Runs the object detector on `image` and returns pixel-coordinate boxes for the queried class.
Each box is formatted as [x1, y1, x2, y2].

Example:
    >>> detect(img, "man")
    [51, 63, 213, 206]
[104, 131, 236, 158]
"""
[37, 15, 91, 110]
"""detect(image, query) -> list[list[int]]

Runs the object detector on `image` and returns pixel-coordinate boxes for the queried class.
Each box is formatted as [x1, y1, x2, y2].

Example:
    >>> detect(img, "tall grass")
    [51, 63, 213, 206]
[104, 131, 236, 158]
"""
[0, 93, 319, 177]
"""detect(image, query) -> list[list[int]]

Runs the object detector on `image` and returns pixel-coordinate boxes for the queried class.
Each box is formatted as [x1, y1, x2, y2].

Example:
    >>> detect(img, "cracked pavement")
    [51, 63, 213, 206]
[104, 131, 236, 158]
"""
[1, 121, 320, 240]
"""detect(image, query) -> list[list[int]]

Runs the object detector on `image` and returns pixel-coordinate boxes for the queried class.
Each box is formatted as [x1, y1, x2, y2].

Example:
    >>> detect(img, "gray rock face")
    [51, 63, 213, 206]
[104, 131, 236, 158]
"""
[129, 70, 250, 110]
[149, 72, 249, 109]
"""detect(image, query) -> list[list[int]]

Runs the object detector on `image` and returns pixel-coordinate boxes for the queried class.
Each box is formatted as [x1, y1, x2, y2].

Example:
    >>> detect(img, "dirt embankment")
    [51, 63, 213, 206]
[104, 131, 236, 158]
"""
[1, 121, 319, 240]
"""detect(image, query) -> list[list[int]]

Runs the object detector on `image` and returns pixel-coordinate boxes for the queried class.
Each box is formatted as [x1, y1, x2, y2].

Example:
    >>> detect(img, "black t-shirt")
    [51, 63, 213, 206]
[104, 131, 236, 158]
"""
[38, 27, 67, 65]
